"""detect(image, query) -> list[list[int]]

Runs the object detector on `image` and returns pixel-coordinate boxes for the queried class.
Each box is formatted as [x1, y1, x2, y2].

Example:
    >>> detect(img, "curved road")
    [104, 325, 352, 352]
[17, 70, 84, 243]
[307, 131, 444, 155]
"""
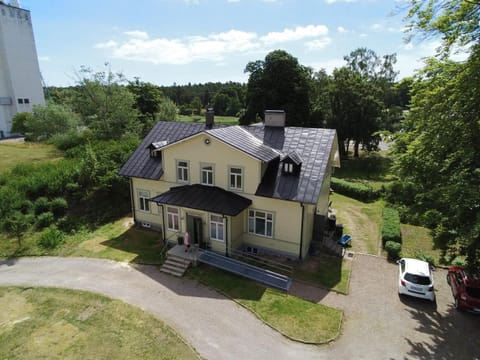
[1, 256, 479, 359]
[0, 257, 321, 360]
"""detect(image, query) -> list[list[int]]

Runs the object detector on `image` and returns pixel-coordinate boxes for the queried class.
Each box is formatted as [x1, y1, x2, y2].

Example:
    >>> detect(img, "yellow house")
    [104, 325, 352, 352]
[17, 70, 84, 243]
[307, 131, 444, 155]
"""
[120, 111, 340, 260]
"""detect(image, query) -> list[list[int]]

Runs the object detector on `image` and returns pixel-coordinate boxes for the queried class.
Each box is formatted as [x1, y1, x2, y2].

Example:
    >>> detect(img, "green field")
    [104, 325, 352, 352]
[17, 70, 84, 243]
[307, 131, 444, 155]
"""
[0, 287, 199, 359]
[0, 141, 62, 173]
[177, 114, 239, 125]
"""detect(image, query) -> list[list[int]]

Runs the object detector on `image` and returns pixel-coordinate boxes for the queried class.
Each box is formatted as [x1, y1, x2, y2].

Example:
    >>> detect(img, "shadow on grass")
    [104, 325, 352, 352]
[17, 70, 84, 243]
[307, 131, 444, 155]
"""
[336, 152, 392, 181]
[187, 264, 267, 301]
[292, 254, 350, 294]
[100, 227, 165, 265]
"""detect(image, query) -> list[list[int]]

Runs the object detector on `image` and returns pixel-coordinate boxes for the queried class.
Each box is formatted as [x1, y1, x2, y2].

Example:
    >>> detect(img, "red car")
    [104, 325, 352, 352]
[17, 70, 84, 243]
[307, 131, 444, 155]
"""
[446, 266, 480, 313]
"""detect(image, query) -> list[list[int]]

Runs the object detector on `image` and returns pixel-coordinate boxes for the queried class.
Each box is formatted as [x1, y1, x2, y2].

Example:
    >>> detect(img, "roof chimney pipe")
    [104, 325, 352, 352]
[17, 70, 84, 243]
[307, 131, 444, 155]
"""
[264, 110, 286, 127]
[205, 108, 214, 129]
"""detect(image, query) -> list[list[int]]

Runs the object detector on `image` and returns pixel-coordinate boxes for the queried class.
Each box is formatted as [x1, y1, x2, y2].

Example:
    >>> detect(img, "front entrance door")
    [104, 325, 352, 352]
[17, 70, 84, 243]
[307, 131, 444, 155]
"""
[186, 215, 204, 249]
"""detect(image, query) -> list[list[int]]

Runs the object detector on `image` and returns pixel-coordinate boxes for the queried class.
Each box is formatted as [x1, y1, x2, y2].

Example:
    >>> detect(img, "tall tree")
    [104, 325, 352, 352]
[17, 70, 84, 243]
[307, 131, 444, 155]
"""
[73, 64, 141, 140]
[392, 0, 480, 267]
[404, 0, 480, 55]
[127, 78, 162, 121]
[242, 50, 312, 126]
[328, 67, 382, 157]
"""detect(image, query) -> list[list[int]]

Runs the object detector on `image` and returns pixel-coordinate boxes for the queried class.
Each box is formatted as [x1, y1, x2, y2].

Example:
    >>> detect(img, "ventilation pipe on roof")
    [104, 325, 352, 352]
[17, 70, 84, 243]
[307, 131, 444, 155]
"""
[264, 110, 286, 127]
[205, 108, 214, 129]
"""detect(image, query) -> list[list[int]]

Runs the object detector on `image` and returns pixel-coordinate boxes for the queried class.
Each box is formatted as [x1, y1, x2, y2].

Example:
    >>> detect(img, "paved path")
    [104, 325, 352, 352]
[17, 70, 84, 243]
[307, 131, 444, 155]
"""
[1, 255, 479, 359]
[0, 257, 321, 360]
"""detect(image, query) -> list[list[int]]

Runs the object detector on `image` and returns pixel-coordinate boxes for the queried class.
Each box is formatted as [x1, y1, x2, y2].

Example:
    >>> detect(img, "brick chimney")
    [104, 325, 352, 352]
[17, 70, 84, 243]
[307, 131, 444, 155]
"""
[205, 108, 214, 129]
[264, 110, 286, 127]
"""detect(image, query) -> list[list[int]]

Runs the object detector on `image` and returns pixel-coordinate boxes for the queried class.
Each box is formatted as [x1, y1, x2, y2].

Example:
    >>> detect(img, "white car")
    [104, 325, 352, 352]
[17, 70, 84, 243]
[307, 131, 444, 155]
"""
[397, 258, 435, 302]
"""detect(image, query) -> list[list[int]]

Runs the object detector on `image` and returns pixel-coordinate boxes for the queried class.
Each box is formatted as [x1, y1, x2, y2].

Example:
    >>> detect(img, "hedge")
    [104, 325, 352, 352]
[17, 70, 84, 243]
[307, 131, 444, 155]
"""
[382, 207, 402, 246]
[331, 177, 380, 202]
[385, 241, 402, 260]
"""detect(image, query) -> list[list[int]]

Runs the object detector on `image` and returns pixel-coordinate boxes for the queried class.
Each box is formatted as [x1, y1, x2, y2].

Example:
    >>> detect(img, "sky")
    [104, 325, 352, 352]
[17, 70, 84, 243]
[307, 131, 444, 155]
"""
[17, 0, 446, 87]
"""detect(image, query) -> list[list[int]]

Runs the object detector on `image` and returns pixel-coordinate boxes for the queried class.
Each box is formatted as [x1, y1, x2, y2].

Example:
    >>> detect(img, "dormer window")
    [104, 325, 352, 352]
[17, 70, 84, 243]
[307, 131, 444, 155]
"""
[281, 151, 302, 176]
[283, 162, 294, 173]
[148, 141, 168, 158]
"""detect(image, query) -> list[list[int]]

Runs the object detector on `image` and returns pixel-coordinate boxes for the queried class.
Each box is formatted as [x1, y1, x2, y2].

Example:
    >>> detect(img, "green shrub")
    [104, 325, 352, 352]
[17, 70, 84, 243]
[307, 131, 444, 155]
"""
[452, 257, 468, 267]
[50, 197, 68, 217]
[385, 241, 402, 260]
[382, 207, 402, 246]
[421, 209, 443, 229]
[331, 178, 379, 202]
[37, 211, 55, 228]
[39, 227, 65, 248]
[34, 197, 50, 215]
[415, 251, 436, 266]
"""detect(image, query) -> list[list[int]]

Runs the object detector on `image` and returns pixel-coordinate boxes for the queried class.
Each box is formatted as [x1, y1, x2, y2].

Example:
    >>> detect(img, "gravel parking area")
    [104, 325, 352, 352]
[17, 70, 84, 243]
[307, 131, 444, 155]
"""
[292, 253, 480, 359]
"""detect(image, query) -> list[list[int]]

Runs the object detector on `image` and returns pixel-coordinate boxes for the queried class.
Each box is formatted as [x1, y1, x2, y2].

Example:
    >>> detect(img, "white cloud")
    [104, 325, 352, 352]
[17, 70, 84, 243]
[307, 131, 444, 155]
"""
[260, 25, 328, 44]
[337, 26, 347, 33]
[124, 30, 149, 40]
[95, 25, 331, 65]
[306, 38, 332, 50]
[38, 56, 51, 62]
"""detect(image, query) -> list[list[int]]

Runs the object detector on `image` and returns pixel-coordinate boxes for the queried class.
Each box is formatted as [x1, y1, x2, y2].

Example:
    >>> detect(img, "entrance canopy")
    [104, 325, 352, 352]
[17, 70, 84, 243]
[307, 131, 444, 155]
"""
[150, 184, 252, 216]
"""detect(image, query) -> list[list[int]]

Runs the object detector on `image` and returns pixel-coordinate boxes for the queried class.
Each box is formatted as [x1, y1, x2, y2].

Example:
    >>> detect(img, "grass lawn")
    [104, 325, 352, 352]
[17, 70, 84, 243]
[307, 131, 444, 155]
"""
[331, 193, 382, 255]
[0, 141, 62, 173]
[293, 255, 352, 294]
[400, 224, 443, 264]
[0, 287, 199, 359]
[0, 217, 165, 265]
[188, 265, 342, 343]
[177, 114, 239, 125]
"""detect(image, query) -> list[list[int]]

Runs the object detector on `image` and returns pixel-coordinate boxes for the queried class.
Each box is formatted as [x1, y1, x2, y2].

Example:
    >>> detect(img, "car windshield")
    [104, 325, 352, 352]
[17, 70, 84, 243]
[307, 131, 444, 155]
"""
[466, 287, 480, 299]
[405, 273, 431, 285]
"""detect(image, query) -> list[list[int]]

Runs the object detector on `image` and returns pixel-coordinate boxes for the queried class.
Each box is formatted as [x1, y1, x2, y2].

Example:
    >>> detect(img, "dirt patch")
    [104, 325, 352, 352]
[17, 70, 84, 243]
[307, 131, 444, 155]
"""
[0, 292, 33, 332]
[27, 320, 85, 356]
[77, 302, 104, 321]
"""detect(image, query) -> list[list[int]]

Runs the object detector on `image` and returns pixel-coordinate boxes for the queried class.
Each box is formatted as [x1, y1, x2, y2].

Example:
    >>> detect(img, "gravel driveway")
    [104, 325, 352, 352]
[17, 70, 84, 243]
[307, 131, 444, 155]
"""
[292, 254, 480, 359]
[1, 255, 479, 359]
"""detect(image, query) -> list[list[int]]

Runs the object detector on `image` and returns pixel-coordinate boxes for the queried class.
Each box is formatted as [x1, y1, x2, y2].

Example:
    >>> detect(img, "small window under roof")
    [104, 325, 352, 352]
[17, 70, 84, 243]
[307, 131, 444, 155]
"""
[281, 151, 302, 175]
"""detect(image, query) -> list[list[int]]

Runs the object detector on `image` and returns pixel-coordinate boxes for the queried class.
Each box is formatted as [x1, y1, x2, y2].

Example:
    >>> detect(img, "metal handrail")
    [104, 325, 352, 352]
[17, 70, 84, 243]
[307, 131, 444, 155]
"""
[230, 249, 293, 276]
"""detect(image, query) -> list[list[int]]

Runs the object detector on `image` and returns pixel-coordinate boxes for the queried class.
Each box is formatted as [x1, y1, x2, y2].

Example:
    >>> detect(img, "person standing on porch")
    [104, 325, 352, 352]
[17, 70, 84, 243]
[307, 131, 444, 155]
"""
[184, 231, 190, 252]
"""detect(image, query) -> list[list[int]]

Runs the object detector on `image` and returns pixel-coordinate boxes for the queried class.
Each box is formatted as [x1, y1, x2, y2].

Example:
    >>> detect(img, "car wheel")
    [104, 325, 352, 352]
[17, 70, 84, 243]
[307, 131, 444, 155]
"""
[446, 274, 451, 286]
[454, 297, 460, 310]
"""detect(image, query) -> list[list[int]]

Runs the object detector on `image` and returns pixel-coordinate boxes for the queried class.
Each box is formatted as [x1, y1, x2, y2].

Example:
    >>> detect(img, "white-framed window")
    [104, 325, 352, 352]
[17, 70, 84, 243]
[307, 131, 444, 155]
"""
[229, 166, 243, 191]
[138, 190, 150, 212]
[248, 209, 273, 237]
[201, 164, 214, 186]
[167, 207, 180, 231]
[176, 160, 189, 183]
[283, 162, 293, 173]
[210, 214, 225, 241]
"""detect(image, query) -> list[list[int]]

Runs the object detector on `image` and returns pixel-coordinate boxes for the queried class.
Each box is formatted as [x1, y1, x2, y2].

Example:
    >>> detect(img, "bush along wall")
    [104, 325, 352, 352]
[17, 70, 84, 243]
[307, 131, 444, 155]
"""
[382, 207, 402, 246]
[330, 177, 380, 202]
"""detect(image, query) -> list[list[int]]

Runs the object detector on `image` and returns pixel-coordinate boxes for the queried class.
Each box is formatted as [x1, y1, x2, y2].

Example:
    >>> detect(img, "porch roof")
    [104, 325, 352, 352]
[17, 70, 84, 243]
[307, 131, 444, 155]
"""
[150, 184, 252, 216]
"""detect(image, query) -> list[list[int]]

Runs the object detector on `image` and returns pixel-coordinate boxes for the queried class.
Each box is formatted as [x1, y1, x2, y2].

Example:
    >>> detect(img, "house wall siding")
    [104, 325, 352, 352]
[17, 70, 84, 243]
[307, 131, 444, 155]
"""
[242, 196, 302, 258]
[162, 134, 261, 194]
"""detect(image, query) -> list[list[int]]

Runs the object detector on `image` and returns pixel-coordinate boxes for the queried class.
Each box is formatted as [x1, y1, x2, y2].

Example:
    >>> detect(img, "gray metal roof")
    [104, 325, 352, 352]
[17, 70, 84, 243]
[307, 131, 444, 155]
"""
[151, 184, 252, 216]
[120, 121, 338, 205]
[247, 125, 337, 204]
[206, 126, 282, 162]
[119, 122, 207, 179]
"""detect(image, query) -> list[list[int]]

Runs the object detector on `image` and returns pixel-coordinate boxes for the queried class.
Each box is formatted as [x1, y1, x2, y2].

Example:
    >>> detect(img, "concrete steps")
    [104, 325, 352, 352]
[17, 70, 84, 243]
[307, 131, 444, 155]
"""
[160, 254, 191, 277]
